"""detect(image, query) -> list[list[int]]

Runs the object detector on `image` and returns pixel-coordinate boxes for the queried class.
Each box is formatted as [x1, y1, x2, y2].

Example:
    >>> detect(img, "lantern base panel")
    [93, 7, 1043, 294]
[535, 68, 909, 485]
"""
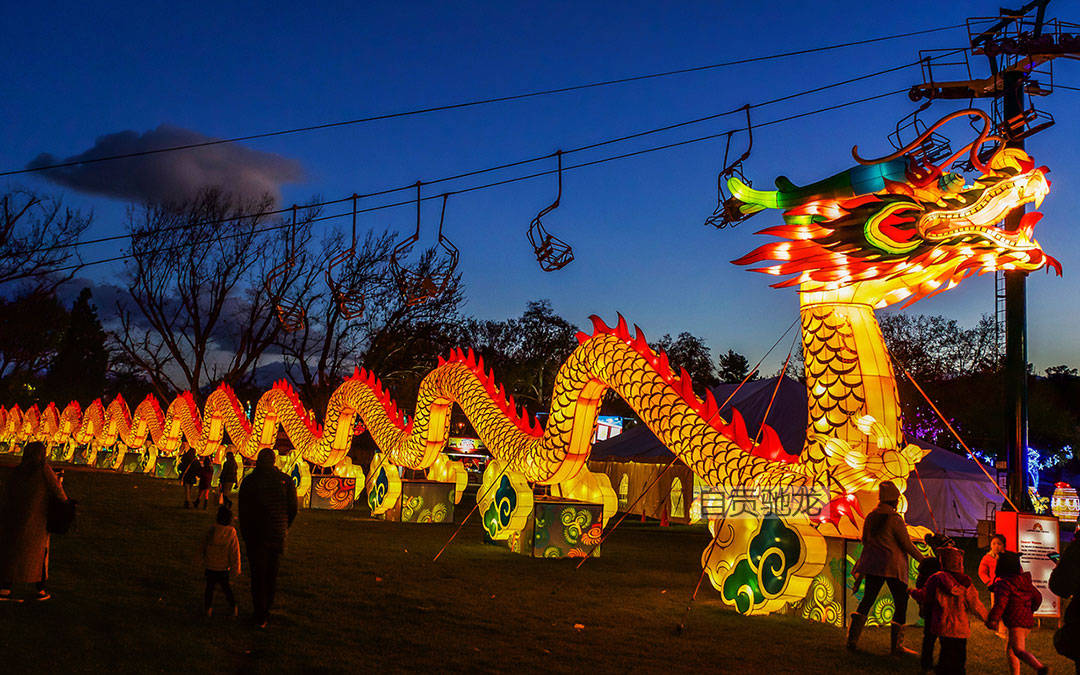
[377, 479, 455, 523]
[483, 496, 604, 559]
[785, 535, 923, 627]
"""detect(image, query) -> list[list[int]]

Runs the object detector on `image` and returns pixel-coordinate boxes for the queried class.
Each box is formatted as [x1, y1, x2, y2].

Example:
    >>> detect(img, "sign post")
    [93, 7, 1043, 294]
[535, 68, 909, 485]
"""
[996, 511, 1061, 619]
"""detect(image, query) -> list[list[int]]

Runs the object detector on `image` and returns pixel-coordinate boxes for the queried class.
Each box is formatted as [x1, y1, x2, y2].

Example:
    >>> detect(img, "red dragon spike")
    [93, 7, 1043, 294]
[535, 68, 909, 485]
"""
[656, 352, 671, 380]
[589, 315, 611, 336]
[632, 324, 649, 355]
[615, 313, 630, 341]
[678, 367, 693, 394]
[575, 331, 590, 345]
[753, 424, 795, 463]
[726, 408, 751, 449]
[703, 390, 719, 420]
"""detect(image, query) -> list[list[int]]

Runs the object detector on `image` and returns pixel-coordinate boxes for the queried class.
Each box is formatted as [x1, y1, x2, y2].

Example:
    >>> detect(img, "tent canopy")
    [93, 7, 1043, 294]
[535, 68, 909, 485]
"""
[591, 376, 1002, 533]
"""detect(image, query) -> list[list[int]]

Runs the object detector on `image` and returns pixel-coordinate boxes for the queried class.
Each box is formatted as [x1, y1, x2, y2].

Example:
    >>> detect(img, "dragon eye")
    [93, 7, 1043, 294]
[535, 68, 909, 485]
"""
[865, 203, 921, 255]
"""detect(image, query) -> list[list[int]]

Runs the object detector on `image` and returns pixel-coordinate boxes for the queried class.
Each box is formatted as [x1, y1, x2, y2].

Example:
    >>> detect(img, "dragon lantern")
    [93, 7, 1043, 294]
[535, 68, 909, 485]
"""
[0, 110, 1059, 617]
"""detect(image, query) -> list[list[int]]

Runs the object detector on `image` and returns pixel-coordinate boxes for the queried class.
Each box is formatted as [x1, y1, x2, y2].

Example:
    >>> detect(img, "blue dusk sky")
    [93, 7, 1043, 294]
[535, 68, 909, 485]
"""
[3, 1, 1079, 374]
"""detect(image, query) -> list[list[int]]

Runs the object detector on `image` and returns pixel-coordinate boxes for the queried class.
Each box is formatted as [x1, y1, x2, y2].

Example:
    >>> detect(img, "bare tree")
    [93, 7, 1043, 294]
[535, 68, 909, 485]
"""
[0, 189, 90, 288]
[111, 188, 311, 400]
[276, 229, 464, 413]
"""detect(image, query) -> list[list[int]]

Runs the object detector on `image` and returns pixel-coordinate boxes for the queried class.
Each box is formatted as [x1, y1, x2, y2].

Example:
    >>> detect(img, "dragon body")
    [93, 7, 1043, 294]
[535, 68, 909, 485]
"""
[0, 111, 1059, 616]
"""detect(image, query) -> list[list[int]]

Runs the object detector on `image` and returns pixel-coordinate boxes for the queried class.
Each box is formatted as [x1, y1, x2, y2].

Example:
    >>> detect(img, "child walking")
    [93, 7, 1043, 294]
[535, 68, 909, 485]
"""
[980, 533, 1010, 639]
[986, 551, 1048, 675]
[910, 546, 987, 674]
[201, 505, 241, 617]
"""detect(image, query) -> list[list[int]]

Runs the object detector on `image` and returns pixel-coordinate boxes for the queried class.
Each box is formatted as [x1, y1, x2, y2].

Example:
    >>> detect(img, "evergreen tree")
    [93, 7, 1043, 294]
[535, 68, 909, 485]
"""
[716, 349, 754, 384]
[45, 288, 108, 406]
[0, 290, 68, 407]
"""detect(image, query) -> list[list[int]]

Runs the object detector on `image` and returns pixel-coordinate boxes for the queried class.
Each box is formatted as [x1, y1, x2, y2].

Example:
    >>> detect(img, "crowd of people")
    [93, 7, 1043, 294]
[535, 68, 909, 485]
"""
[845, 480, 1070, 674]
[4, 447, 1080, 668]
[0, 442, 297, 630]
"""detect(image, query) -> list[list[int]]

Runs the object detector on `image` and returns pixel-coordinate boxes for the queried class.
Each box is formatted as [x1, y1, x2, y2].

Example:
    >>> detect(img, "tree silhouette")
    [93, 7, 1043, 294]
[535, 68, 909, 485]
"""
[45, 287, 108, 407]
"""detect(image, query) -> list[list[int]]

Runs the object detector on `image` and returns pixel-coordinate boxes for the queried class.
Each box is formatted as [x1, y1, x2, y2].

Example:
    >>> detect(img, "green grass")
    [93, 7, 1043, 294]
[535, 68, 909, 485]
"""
[1, 457, 1073, 673]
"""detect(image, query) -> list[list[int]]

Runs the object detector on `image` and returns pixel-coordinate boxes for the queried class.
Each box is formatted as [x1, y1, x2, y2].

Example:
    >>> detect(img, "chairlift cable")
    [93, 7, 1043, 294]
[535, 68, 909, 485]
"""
[28, 53, 940, 259]
[0, 24, 964, 178]
[6, 87, 909, 282]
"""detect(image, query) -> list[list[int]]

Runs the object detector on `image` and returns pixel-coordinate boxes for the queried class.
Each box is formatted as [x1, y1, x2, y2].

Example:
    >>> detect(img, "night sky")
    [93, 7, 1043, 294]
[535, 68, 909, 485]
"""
[4, 0, 1079, 374]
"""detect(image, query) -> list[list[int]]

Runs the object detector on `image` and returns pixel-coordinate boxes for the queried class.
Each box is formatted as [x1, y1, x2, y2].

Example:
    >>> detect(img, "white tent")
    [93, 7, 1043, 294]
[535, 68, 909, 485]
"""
[903, 439, 1003, 536]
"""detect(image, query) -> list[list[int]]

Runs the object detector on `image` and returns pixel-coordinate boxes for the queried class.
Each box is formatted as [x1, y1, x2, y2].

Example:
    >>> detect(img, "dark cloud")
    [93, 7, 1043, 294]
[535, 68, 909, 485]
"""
[28, 125, 304, 205]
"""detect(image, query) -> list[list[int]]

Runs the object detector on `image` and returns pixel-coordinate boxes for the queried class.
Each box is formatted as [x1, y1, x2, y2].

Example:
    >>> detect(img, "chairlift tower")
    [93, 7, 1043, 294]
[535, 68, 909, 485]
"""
[908, 0, 1080, 511]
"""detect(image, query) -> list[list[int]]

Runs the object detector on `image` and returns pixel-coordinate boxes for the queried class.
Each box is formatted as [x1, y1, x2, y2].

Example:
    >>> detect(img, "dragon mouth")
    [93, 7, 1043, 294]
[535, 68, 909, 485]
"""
[917, 169, 1049, 251]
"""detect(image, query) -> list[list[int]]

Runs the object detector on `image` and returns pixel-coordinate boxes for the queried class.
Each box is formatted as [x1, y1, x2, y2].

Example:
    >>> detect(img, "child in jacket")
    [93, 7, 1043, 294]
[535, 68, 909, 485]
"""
[986, 551, 1048, 675]
[201, 505, 241, 617]
[909, 547, 987, 674]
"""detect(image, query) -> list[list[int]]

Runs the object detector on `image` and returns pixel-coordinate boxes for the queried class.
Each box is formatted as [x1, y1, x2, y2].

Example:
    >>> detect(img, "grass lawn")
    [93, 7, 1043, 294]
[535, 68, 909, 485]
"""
[0, 458, 1073, 673]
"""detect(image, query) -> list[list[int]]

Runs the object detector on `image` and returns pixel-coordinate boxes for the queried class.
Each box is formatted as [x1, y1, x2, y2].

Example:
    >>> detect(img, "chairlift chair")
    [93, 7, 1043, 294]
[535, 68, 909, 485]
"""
[889, 102, 954, 169]
[527, 150, 575, 271]
[389, 185, 459, 307]
[325, 194, 366, 319]
[998, 106, 1055, 142]
[704, 105, 756, 229]
[265, 205, 307, 332]
[855, 108, 1005, 180]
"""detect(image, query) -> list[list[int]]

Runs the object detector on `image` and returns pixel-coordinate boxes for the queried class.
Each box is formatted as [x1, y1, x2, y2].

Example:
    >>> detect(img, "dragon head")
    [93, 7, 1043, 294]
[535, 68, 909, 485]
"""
[731, 110, 1060, 308]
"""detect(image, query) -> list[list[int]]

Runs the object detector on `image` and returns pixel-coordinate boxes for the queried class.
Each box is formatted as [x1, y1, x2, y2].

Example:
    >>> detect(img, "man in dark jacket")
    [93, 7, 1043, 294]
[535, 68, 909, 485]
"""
[239, 448, 298, 627]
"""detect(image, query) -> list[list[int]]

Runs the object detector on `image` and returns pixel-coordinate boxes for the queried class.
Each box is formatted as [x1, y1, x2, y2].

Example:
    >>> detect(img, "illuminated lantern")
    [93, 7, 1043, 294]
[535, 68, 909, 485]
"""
[0, 111, 1058, 616]
[1051, 482, 1080, 521]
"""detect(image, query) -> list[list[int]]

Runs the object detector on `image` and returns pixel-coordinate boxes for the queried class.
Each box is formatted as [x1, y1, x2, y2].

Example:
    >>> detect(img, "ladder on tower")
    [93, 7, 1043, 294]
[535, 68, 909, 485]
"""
[995, 271, 1007, 361]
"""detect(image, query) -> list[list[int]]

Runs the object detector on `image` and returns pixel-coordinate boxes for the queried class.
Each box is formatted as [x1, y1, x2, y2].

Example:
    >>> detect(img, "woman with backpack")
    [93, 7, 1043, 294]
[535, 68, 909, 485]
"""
[0, 442, 68, 601]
